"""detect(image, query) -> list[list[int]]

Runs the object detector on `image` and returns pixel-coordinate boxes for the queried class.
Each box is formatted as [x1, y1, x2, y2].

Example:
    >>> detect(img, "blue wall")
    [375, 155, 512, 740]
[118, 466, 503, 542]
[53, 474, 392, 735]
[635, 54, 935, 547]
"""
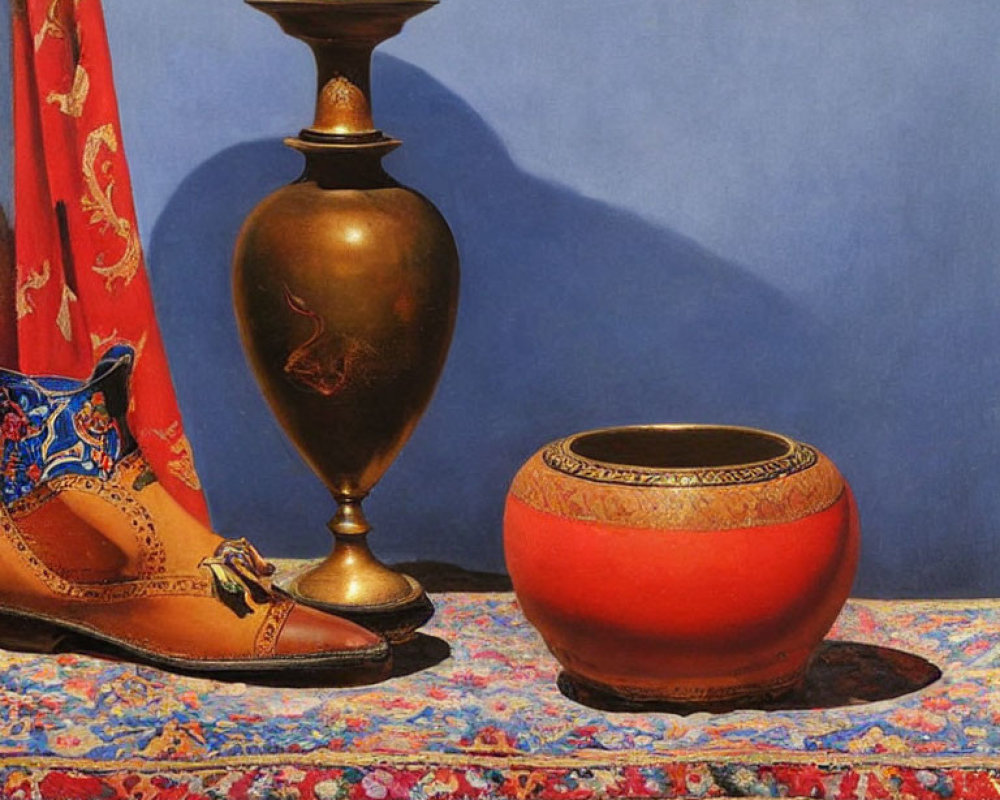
[5, 1, 1000, 597]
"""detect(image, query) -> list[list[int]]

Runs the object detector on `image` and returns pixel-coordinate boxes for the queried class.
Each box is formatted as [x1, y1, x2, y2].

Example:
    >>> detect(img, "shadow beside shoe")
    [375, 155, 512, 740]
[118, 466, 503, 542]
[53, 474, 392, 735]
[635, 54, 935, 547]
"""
[1, 629, 448, 688]
[0, 608, 399, 689]
[390, 632, 452, 680]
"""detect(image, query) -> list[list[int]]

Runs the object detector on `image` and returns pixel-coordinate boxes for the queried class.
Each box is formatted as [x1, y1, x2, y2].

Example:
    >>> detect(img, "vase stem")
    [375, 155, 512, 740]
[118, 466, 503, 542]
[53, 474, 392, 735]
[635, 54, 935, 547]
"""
[330, 497, 371, 536]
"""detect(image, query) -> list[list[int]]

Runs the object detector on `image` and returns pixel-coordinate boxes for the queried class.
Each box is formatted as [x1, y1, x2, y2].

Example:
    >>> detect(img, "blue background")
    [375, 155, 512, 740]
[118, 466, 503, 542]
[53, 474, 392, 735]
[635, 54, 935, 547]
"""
[1, 1, 999, 597]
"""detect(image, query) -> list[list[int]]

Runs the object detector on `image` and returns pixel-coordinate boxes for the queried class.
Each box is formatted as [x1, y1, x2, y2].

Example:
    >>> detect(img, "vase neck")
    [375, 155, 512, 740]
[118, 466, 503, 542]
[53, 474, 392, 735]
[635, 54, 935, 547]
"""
[299, 149, 399, 189]
[247, 0, 437, 147]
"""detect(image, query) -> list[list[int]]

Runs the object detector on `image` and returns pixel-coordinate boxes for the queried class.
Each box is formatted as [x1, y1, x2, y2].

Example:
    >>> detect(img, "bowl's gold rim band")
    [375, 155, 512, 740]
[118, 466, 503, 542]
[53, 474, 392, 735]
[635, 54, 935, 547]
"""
[542, 428, 817, 489]
[510, 446, 845, 531]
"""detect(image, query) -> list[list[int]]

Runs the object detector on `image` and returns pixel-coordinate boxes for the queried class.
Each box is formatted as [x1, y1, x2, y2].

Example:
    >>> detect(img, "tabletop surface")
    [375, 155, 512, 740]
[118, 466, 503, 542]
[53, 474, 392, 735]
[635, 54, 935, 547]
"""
[1, 589, 999, 799]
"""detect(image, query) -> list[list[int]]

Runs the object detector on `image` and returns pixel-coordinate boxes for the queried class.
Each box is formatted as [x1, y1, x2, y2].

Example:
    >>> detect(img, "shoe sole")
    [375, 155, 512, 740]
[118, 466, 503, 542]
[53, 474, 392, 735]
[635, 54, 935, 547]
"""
[0, 606, 392, 684]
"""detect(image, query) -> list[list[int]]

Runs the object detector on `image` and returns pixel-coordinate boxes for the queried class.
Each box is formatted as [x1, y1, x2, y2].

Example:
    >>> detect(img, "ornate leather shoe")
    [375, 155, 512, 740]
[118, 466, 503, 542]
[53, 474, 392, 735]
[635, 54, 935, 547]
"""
[0, 347, 390, 679]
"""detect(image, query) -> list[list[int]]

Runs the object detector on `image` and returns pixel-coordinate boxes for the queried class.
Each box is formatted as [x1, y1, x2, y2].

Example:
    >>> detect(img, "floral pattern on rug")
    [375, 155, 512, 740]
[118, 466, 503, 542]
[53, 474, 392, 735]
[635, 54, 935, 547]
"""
[2, 595, 1000, 798]
[5, 763, 1000, 800]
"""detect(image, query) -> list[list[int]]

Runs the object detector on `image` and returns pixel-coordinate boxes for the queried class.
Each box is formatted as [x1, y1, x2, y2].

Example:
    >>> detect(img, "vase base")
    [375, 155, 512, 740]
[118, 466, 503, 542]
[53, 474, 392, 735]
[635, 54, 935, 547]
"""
[557, 667, 804, 713]
[283, 572, 434, 644]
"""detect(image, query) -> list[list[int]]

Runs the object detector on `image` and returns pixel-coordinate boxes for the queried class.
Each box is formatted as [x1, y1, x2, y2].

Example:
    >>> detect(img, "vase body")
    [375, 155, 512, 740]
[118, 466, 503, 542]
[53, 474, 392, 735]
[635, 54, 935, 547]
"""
[233, 0, 458, 640]
[234, 166, 458, 499]
[504, 425, 859, 706]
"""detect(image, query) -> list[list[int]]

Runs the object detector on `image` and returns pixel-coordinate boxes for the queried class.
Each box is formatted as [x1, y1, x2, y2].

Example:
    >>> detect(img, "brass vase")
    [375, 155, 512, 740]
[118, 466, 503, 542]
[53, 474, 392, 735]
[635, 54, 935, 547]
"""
[233, 0, 459, 641]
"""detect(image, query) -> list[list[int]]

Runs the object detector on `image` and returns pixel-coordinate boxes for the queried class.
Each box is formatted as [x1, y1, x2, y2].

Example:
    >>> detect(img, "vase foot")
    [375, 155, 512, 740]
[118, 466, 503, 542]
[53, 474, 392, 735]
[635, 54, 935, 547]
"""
[557, 668, 804, 713]
[283, 570, 434, 644]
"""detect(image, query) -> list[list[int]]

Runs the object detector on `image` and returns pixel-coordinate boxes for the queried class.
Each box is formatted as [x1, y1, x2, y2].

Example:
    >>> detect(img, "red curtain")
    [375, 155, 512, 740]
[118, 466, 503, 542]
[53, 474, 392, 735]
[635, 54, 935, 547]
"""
[11, 0, 209, 522]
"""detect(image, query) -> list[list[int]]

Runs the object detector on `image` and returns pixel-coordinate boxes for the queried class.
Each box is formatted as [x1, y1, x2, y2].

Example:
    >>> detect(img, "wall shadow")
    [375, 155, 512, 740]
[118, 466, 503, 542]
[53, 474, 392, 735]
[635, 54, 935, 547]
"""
[148, 55, 838, 574]
[557, 641, 941, 714]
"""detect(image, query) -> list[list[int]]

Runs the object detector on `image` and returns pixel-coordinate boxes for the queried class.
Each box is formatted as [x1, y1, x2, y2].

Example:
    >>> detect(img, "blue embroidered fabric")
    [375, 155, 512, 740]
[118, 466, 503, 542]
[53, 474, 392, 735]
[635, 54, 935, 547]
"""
[0, 347, 138, 506]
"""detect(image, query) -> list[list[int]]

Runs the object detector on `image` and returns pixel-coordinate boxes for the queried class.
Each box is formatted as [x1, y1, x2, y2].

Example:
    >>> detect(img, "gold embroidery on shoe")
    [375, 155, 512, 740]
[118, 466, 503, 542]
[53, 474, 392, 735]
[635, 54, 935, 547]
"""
[39, 399, 78, 468]
[81, 124, 142, 290]
[47, 63, 90, 118]
[115, 453, 166, 574]
[152, 421, 202, 491]
[16, 260, 52, 319]
[254, 598, 294, 658]
[200, 538, 277, 618]
[8, 484, 57, 516]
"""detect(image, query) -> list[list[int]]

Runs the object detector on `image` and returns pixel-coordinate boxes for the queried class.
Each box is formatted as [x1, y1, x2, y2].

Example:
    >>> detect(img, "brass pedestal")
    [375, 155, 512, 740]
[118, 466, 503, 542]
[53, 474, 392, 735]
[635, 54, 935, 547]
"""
[236, 0, 459, 641]
[283, 504, 434, 643]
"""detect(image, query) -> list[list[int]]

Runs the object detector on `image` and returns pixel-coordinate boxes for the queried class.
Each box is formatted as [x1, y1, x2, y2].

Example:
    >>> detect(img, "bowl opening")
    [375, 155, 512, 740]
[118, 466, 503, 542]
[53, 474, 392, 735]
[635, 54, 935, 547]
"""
[568, 427, 792, 470]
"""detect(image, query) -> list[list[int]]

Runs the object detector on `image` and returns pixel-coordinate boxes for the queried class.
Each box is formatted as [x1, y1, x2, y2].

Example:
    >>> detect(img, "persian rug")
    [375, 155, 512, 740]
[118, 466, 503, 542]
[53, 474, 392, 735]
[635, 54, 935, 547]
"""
[1, 592, 999, 799]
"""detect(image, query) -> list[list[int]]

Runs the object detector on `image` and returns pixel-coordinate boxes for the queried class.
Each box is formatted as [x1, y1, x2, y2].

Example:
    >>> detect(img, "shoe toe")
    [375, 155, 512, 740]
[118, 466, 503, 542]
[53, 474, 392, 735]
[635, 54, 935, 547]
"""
[275, 602, 388, 661]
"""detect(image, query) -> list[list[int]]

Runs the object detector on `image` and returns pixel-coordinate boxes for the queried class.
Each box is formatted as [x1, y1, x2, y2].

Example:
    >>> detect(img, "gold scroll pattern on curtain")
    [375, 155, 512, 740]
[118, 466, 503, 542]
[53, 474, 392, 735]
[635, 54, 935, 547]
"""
[11, 0, 210, 520]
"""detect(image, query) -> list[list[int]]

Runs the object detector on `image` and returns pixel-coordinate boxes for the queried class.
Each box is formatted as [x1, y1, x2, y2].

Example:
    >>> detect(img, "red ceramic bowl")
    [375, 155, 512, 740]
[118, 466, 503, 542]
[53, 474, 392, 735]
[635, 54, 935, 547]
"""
[503, 424, 859, 705]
